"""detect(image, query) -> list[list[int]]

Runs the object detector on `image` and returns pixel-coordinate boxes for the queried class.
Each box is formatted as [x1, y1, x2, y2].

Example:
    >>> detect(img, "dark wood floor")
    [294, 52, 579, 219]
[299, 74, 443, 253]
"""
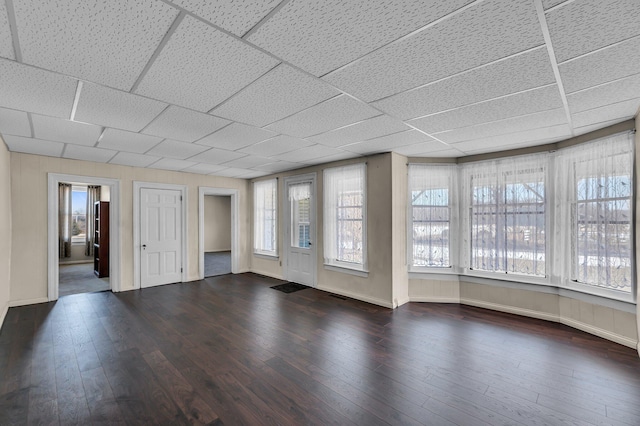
[1, 273, 639, 425]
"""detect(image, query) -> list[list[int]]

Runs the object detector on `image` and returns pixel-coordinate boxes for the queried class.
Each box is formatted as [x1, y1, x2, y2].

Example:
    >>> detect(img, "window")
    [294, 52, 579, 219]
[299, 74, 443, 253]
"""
[254, 179, 277, 256]
[71, 186, 87, 244]
[409, 164, 457, 268]
[324, 163, 366, 270]
[289, 183, 311, 248]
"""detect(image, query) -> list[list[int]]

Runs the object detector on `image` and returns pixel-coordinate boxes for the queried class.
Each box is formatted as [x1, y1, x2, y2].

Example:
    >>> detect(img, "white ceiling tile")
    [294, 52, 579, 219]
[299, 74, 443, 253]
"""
[542, 0, 567, 9]
[14, 0, 178, 90]
[168, 0, 281, 37]
[3, 135, 64, 157]
[146, 139, 209, 160]
[63, 145, 117, 163]
[142, 105, 230, 142]
[0, 59, 76, 118]
[188, 147, 246, 165]
[31, 114, 101, 146]
[571, 98, 640, 128]
[220, 155, 272, 169]
[108, 152, 160, 168]
[433, 109, 568, 144]
[451, 124, 572, 152]
[573, 119, 627, 137]
[560, 36, 640, 94]
[302, 151, 358, 165]
[181, 163, 229, 175]
[323, 0, 544, 102]
[234, 170, 268, 179]
[265, 95, 379, 138]
[253, 161, 304, 173]
[0, 1, 14, 60]
[196, 122, 276, 150]
[239, 135, 312, 156]
[373, 47, 555, 120]
[211, 64, 339, 127]
[247, 0, 475, 76]
[408, 85, 564, 134]
[97, 128, 163, 153]
[74, 83, 168, 132]
[213, 167, 252, 178]
[148, 158, 197, 171]
[343, 130, 435, 154]
[276, 145, 345, 163]
[308, 115, 409, 147]
[546, 0, 640, 62]
[413, 148, 463, 158]
[393, 142, 457, 157]
[0, 108, 31, 137]
[135, 15, 279, 112]
[567, 73, 640, 114]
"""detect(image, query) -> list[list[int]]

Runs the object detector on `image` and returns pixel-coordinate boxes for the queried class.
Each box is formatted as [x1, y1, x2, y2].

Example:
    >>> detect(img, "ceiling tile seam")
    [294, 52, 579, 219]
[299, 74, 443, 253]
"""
[370, 45, 547, 104]
[544, 0, 577, 15]
[558, 33, 640, 66]
[254, 93, 343, 131]
[192, 121, 236, 146]
[92, 127, 105, 148]
[60, 143, 68, 158]
[447, 121, 573, 146]
[534, 0, 574, 135]
[337, 129, 423, 149]
[570, 96, 640, 115]
[129, 11, 186, 94]
[26, 112, 34, 138]
[0, 134, 8, 152]
[566, 70, 640, 96]
[306, 114, 386, 137]
[70, 81, 83, 121]
[4, 0, 21, 61]
[319, 0, 487, 79]
[206, 62, 282, 114]
[141, 138, 167, 155]
[139, 104, 172, 135]
[241, 0, 292, 39]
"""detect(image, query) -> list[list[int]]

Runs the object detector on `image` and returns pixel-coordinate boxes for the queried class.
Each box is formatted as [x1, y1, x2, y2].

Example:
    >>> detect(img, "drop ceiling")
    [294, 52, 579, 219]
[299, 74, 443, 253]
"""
[0, 0, 638, 178]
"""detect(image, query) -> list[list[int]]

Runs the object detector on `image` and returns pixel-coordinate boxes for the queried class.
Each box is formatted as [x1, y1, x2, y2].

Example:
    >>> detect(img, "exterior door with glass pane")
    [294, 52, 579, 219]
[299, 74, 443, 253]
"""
[284, 175, 316, 287]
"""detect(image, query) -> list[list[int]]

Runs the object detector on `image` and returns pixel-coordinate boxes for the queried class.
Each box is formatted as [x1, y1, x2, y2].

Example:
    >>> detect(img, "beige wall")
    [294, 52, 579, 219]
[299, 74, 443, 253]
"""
[59, 244, 93, 264]
[0, 139, 11, 325]
[9, 152, 250, 304]
[204, 195, 231, 252]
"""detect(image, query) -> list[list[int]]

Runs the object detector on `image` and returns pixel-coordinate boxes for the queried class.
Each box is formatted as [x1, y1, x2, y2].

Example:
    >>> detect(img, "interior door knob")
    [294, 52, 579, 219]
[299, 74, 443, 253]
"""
[142, 244, 147, 250]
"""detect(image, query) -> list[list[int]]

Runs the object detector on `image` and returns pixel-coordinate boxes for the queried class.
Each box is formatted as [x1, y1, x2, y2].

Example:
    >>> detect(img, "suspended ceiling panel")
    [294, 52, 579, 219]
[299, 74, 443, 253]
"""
[253, 161, 304, 173]
[239, 135, 312, 157]
[276, 145, 345, 163]
[0, 1, 14, 60]
[573, 118, 627, 137]
[433, 109, 568, 144]
[142, 105, 229, 142]
[211, 64, 339, 127]
[14, 0, 178, 91]
[571, 97, 640, 129]
[343, 129, 436, 154]
[559, 36, 640, 94]
[393, 141, 456, 157]
[196, 122, 276, 150]
[109, 152, 161, 168]
[323, 0, 544, 102]
[3, 135, 64, 157]
[146, 139, 209, 160]
[308, 115, 409, 148]
[266, 95, 380, 138]
[542, 0, 567, 10]
[454, 124, 572, 154]
[74, 83, 168, 133]
[546, 0, 640, 63]
[247, 0, 474, 76]
[97, 128, 163, 154]
[148, 158, 197, 171]
[567, 73, 640, 114]
[31, 114, 102, 146]
[409, 85, 564, 134]
[168, 0, 281, 37]
[0, 59, 76, 118]
[188, 147, 246, 165]
[213, 167, 252, 178]
[0, 108, 31, 137]
[373, 47, 555, 120]
[181, 163, 229, 175]
[63, 144, 116, 163]
[302, 151, 358, 165]
[221, 155, 272, 169]
[135, 15, 279, 112]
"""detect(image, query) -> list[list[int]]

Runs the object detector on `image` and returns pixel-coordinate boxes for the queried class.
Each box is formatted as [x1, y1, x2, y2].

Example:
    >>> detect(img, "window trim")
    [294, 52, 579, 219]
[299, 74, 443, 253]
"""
[253, 178, 278, 257]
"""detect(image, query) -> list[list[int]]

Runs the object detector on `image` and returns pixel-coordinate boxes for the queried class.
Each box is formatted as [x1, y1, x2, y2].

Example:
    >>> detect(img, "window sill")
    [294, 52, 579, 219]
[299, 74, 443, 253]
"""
[253, 252, 279, 261]
[324, 264, 369, 278]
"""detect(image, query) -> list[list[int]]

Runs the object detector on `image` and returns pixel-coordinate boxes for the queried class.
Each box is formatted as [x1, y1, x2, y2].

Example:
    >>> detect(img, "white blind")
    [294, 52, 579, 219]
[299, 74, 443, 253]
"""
[253, 179, 277, 255]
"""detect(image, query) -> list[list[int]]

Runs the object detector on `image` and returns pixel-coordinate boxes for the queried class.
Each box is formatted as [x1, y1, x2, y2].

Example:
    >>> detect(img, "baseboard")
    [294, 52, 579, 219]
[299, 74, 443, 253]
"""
[59, 260, 93, 265]
[460, 297, 638, 349]
[9, 297, 49, 307]
[248, 269, 285, 281]
[394, 296, 411, 308]
[0, 302, 8, 330]
[316, 285, 394, 309]
[410, 296, 460, 304]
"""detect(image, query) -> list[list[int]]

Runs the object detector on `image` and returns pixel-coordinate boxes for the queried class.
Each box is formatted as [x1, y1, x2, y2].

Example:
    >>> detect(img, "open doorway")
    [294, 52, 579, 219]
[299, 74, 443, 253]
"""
[58, 183, 110, 296]
[203, 195, 232, 277]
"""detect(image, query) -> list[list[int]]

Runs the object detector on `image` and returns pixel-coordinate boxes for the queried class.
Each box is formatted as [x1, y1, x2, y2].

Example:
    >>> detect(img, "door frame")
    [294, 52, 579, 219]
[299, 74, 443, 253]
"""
[198, 187, 240, 279]
[47, 173, 121, 301]
[133, 181, 187, 290]
[282, 173, 317, 288]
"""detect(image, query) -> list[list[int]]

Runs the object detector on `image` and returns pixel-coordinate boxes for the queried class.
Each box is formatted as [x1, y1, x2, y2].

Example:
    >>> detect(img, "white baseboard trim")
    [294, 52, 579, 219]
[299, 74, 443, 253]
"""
[9, 297, 49, 307]
[316, 285, 394, 309]
[410, 296, 460, 304]
[394, 297, 411, 308]
[460, 297, 638, 349]
[249, 269, 285, 281]
[0, 302, 8, 330]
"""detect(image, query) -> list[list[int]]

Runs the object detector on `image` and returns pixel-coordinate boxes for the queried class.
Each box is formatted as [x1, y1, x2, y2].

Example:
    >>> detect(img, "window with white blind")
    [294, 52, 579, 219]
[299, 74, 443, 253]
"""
[253, 179, 277, 256]
[409, 164, 457, 269]
[324, 163, 367, 271]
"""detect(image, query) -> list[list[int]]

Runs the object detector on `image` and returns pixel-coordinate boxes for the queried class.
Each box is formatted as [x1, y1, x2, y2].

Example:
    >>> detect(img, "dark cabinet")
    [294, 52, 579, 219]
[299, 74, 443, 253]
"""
[94, 201, 109, 278]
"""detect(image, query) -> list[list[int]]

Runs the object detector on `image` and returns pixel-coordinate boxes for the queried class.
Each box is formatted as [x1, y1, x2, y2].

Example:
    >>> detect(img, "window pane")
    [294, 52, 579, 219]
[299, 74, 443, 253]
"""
[254, 179, 277, 255]
[291, 195, 310, 248]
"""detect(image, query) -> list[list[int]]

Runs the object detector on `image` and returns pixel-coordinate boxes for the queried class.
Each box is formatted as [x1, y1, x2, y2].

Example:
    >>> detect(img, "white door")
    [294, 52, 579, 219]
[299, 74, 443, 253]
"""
[140, 188, 182, 288]
[285, 176, 316, 287]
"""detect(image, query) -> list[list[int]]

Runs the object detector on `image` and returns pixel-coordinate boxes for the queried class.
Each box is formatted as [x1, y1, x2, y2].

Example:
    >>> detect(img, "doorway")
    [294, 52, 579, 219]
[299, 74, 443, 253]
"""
[283, 173, 317, 287]
[203, 195, 232, 277]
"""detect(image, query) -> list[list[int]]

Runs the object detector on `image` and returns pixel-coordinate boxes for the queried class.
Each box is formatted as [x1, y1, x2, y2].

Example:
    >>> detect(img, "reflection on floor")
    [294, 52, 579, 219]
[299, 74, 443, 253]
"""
[59, 263, 110, 297]
[204, 251, 231, 277]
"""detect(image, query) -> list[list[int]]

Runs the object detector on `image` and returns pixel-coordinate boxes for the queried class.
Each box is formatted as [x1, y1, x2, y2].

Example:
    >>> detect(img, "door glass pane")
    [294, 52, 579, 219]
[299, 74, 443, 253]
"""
[290, 183, 311, 248]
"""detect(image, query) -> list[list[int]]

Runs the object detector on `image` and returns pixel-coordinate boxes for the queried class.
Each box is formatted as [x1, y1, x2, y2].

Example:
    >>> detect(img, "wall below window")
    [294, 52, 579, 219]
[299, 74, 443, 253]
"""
[59, 244, 93, 264]
[0, 138, 11, 328]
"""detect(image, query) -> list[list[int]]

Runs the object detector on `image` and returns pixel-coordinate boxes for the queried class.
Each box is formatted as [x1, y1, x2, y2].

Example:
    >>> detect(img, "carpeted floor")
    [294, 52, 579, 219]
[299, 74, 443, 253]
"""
[204, 251, 231, 277]
[59, 263, 110, 297]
